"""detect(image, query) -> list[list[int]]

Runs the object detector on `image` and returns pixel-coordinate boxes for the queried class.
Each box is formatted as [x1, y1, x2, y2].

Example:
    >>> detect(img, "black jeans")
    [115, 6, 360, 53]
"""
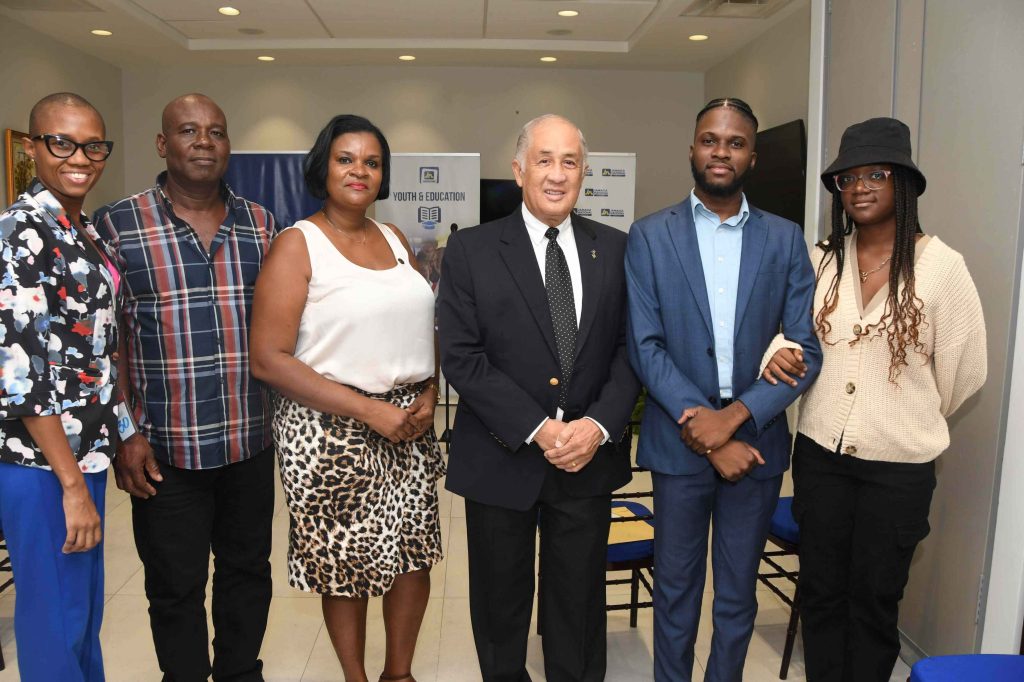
[132, 446, 275, 682]
[793, 433, 935, 682]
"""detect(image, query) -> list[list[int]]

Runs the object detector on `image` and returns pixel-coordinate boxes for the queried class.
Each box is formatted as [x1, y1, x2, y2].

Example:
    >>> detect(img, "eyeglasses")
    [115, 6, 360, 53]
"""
[31, 134, 114, 162]
[834, 169, 892, 192]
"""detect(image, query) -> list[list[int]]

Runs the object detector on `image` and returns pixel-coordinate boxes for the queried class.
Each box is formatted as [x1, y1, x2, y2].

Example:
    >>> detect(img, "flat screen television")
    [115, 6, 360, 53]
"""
[480, 179, 522, 225]
[743, 119, 807, 228]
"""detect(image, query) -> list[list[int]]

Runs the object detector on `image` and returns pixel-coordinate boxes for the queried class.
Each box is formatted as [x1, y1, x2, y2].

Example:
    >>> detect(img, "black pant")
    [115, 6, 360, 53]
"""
[465, 472, 610, 682]
[132, 446, 275, 682]
[792, 433, 935, 682]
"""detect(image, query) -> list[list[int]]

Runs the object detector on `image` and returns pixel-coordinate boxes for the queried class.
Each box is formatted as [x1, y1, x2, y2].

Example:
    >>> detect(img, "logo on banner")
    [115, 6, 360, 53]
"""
[418, 206, 441, 229]
[601, 168, 627, 177]
[584, 167, 593, 177]
[584, 188, 609, 197]
[573, 208, 593, 217]
[600, 208, 625, 217]
[419, 167, 439, 183]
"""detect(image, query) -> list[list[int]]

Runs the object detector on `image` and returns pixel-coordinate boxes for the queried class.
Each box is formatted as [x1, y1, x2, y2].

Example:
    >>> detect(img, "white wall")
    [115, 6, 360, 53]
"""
[0, 19, 124, 212]
[704, 0, 811, 131]
[120, 65, 705, 221]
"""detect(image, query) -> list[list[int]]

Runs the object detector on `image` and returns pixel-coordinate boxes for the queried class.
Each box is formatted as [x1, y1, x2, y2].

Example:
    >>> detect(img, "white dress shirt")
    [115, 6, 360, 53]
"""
[520, 204, 609, 446]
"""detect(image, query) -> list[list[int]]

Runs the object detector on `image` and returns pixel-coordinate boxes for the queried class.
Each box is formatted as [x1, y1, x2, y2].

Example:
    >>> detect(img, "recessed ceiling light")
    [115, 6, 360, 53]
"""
[689, 34, 709, 41]
[399, 55, 416, 61]
[91, 29, 112, 36]
[540, 56, 558, 62]
[257, 55, 275, 62]
[557, 10, 579, 17]
[218, 6, 240, 16]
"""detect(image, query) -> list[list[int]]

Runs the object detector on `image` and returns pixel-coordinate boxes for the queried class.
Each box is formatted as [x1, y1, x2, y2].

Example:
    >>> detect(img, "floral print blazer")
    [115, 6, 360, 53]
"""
[0, 179, 119, 472]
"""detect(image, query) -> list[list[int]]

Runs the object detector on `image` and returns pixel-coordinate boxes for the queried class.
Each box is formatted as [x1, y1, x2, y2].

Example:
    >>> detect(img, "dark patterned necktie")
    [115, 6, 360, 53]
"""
[544, 227, 578, 407]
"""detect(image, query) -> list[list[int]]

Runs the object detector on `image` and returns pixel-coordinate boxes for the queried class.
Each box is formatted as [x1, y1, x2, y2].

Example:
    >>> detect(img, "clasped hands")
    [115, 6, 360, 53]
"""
[678, 402, 763, 482]
[364, 387, 437, 443]
[536, 418, 603, 473]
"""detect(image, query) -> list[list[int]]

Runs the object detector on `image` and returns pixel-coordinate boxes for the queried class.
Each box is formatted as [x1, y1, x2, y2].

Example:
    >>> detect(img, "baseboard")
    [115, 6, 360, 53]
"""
[899, 628, 928, 667]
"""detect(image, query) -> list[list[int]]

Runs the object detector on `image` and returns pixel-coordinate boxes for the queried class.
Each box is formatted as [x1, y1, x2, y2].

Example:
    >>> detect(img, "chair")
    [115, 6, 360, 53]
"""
[0, 530, 13, 671]
[757, 496, 801, 679]
[606, 479, 655, 627]
[910, 654, 1024, 681]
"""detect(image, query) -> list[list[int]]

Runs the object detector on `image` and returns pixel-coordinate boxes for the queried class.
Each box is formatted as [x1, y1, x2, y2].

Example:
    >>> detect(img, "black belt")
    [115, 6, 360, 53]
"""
[720, 397, 735, 408]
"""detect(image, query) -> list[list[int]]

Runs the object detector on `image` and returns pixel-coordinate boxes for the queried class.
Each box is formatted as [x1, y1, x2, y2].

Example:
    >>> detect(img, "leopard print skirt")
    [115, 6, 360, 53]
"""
[273, 383, 445, 597]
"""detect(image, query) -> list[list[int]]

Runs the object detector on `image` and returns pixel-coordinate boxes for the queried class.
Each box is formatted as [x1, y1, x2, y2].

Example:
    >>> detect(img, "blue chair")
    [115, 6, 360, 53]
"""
[757, 496, 801, 679]
[606, 497, 655, 628]
[910, 654, 1024, 681]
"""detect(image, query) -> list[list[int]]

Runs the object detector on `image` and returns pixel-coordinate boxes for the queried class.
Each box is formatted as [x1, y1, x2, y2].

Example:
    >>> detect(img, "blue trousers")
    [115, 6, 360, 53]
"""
[652, 467, 782, 682]
[0, 462, 106, 682]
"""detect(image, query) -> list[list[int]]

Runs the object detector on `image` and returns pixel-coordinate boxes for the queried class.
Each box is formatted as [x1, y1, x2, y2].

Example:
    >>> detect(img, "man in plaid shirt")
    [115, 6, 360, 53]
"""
[95, 93, 275, 682]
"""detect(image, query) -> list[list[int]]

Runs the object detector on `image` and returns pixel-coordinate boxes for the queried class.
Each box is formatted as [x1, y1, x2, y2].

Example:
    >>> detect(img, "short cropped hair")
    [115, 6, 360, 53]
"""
[29, 92, 105, 137]
[303, 115, 391, 201]
[696, 97, 759, 132]
[514, 114, 589, 167]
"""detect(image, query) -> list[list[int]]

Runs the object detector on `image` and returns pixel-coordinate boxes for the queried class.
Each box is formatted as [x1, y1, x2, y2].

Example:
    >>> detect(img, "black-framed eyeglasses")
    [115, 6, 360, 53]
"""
[31, 134, 114, 162]
[834, 169, 892, 192]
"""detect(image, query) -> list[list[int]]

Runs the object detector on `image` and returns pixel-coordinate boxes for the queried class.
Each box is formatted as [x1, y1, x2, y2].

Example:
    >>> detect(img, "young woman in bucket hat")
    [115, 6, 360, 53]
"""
[761, 117, 988, 681]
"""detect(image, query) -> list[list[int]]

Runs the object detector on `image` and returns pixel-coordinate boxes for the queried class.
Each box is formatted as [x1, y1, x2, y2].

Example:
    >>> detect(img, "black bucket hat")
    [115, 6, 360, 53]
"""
[821, 117, 926, 196]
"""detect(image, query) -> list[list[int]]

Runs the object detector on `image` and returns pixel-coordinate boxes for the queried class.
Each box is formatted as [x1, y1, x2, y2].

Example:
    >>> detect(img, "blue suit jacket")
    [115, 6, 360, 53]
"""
[625, 197, 822, 479]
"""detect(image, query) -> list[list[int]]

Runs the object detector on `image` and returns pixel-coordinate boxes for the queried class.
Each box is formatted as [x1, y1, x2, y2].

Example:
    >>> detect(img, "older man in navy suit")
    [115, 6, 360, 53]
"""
[626, 98, 822, 682]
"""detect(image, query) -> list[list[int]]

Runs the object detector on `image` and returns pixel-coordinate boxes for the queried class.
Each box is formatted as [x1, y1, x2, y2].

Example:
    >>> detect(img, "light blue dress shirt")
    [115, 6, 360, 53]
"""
[690, 190, 750, 399]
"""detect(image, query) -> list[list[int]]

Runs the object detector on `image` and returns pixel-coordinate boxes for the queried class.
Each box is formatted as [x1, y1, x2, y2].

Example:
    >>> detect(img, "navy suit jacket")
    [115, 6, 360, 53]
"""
[625, 197, 821, 479]
[438, 209, 640, 510]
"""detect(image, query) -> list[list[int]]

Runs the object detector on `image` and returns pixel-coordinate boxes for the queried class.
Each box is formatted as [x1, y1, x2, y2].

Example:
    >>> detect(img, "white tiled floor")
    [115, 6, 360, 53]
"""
[0, 428, 913, 681]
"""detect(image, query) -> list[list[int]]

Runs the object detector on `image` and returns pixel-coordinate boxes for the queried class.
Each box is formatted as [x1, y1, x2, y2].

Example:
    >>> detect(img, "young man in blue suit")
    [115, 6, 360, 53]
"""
[625, 98, 822, 682]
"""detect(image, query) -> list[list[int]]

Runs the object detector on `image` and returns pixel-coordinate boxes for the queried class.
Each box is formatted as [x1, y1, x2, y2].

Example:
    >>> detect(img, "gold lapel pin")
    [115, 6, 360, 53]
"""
[591, 249, 598, 260]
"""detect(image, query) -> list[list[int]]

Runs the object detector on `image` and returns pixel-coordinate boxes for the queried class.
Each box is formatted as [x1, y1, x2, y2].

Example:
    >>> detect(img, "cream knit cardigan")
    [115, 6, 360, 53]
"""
[762, 233, 986, 463]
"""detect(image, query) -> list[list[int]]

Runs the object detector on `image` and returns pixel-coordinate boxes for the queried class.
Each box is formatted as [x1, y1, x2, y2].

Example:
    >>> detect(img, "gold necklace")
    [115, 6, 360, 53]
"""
[321, 208, 368, 245]
[858, 255, 892, 282]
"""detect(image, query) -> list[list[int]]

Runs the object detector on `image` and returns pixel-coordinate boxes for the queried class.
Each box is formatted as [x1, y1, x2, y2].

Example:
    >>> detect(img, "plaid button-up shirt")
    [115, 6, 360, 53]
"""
[94, 173, 275, 469]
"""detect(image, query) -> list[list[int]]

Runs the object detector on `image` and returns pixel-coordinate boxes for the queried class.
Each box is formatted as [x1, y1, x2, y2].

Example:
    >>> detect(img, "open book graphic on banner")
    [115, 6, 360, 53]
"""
[418, 206, 441, 227]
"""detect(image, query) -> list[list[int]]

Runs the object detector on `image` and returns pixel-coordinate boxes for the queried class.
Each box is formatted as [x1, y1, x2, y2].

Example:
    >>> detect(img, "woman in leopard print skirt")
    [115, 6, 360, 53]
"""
[251, 115, 444, 682]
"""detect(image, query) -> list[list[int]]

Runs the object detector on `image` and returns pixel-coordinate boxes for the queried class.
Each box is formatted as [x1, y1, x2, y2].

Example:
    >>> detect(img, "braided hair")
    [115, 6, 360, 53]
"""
[814, 165, 926, 381]
[696, 97, 759, 132]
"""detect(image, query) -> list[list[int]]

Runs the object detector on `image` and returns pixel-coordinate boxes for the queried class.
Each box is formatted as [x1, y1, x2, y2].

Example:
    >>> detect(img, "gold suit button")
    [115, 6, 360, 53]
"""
[549, 377, 559, 386]
[844, 445, 858, 455]
[853, 324, 862, 335]
[846, 382, 856, 394]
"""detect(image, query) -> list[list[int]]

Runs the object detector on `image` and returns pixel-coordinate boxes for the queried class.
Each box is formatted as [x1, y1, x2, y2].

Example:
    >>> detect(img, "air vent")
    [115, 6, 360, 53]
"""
[680, 0, 795, 19]
[0, 0, 100, 10]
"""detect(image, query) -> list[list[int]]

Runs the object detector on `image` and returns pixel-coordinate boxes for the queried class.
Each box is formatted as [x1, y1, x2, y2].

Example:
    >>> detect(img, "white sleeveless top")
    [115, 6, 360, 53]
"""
[283, 219, 435, 394]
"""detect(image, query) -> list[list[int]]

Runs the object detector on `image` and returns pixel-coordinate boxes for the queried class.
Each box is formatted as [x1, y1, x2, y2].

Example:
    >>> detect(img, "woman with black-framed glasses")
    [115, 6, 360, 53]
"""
[760, 118, 987, 681]
[0, 92, 122, 681]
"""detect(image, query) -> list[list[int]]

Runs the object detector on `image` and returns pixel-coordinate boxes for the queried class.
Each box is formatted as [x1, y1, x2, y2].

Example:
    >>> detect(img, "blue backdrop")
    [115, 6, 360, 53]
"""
[224, 152, 320, 230]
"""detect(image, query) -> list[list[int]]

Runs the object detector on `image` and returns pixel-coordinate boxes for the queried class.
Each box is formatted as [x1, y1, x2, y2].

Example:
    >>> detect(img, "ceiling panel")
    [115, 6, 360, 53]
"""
[128, 0, 319, 23]
[169, 17, 329, 40]
[486, 0, 657, 41]
[307, 0, 485, 39]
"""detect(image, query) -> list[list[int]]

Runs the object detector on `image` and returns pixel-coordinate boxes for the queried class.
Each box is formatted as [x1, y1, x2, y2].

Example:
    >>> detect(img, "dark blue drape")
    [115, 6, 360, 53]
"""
[224, 153, 320, 230]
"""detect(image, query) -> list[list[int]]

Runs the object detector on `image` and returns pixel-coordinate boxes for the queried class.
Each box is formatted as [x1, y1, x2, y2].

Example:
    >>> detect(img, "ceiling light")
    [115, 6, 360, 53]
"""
[218, 6, 240, 16]
[540, 56, 558, 62]
[557, 10, 579, 17]
[91, 29, 112, 36]
[689, 34, 709, 41]
[257, 55, 275, 62]
[399, 55, 416, 61]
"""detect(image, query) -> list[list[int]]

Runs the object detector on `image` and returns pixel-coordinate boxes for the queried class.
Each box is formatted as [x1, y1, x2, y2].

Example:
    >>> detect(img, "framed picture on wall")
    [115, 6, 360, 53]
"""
[4, 129, 35, 205]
